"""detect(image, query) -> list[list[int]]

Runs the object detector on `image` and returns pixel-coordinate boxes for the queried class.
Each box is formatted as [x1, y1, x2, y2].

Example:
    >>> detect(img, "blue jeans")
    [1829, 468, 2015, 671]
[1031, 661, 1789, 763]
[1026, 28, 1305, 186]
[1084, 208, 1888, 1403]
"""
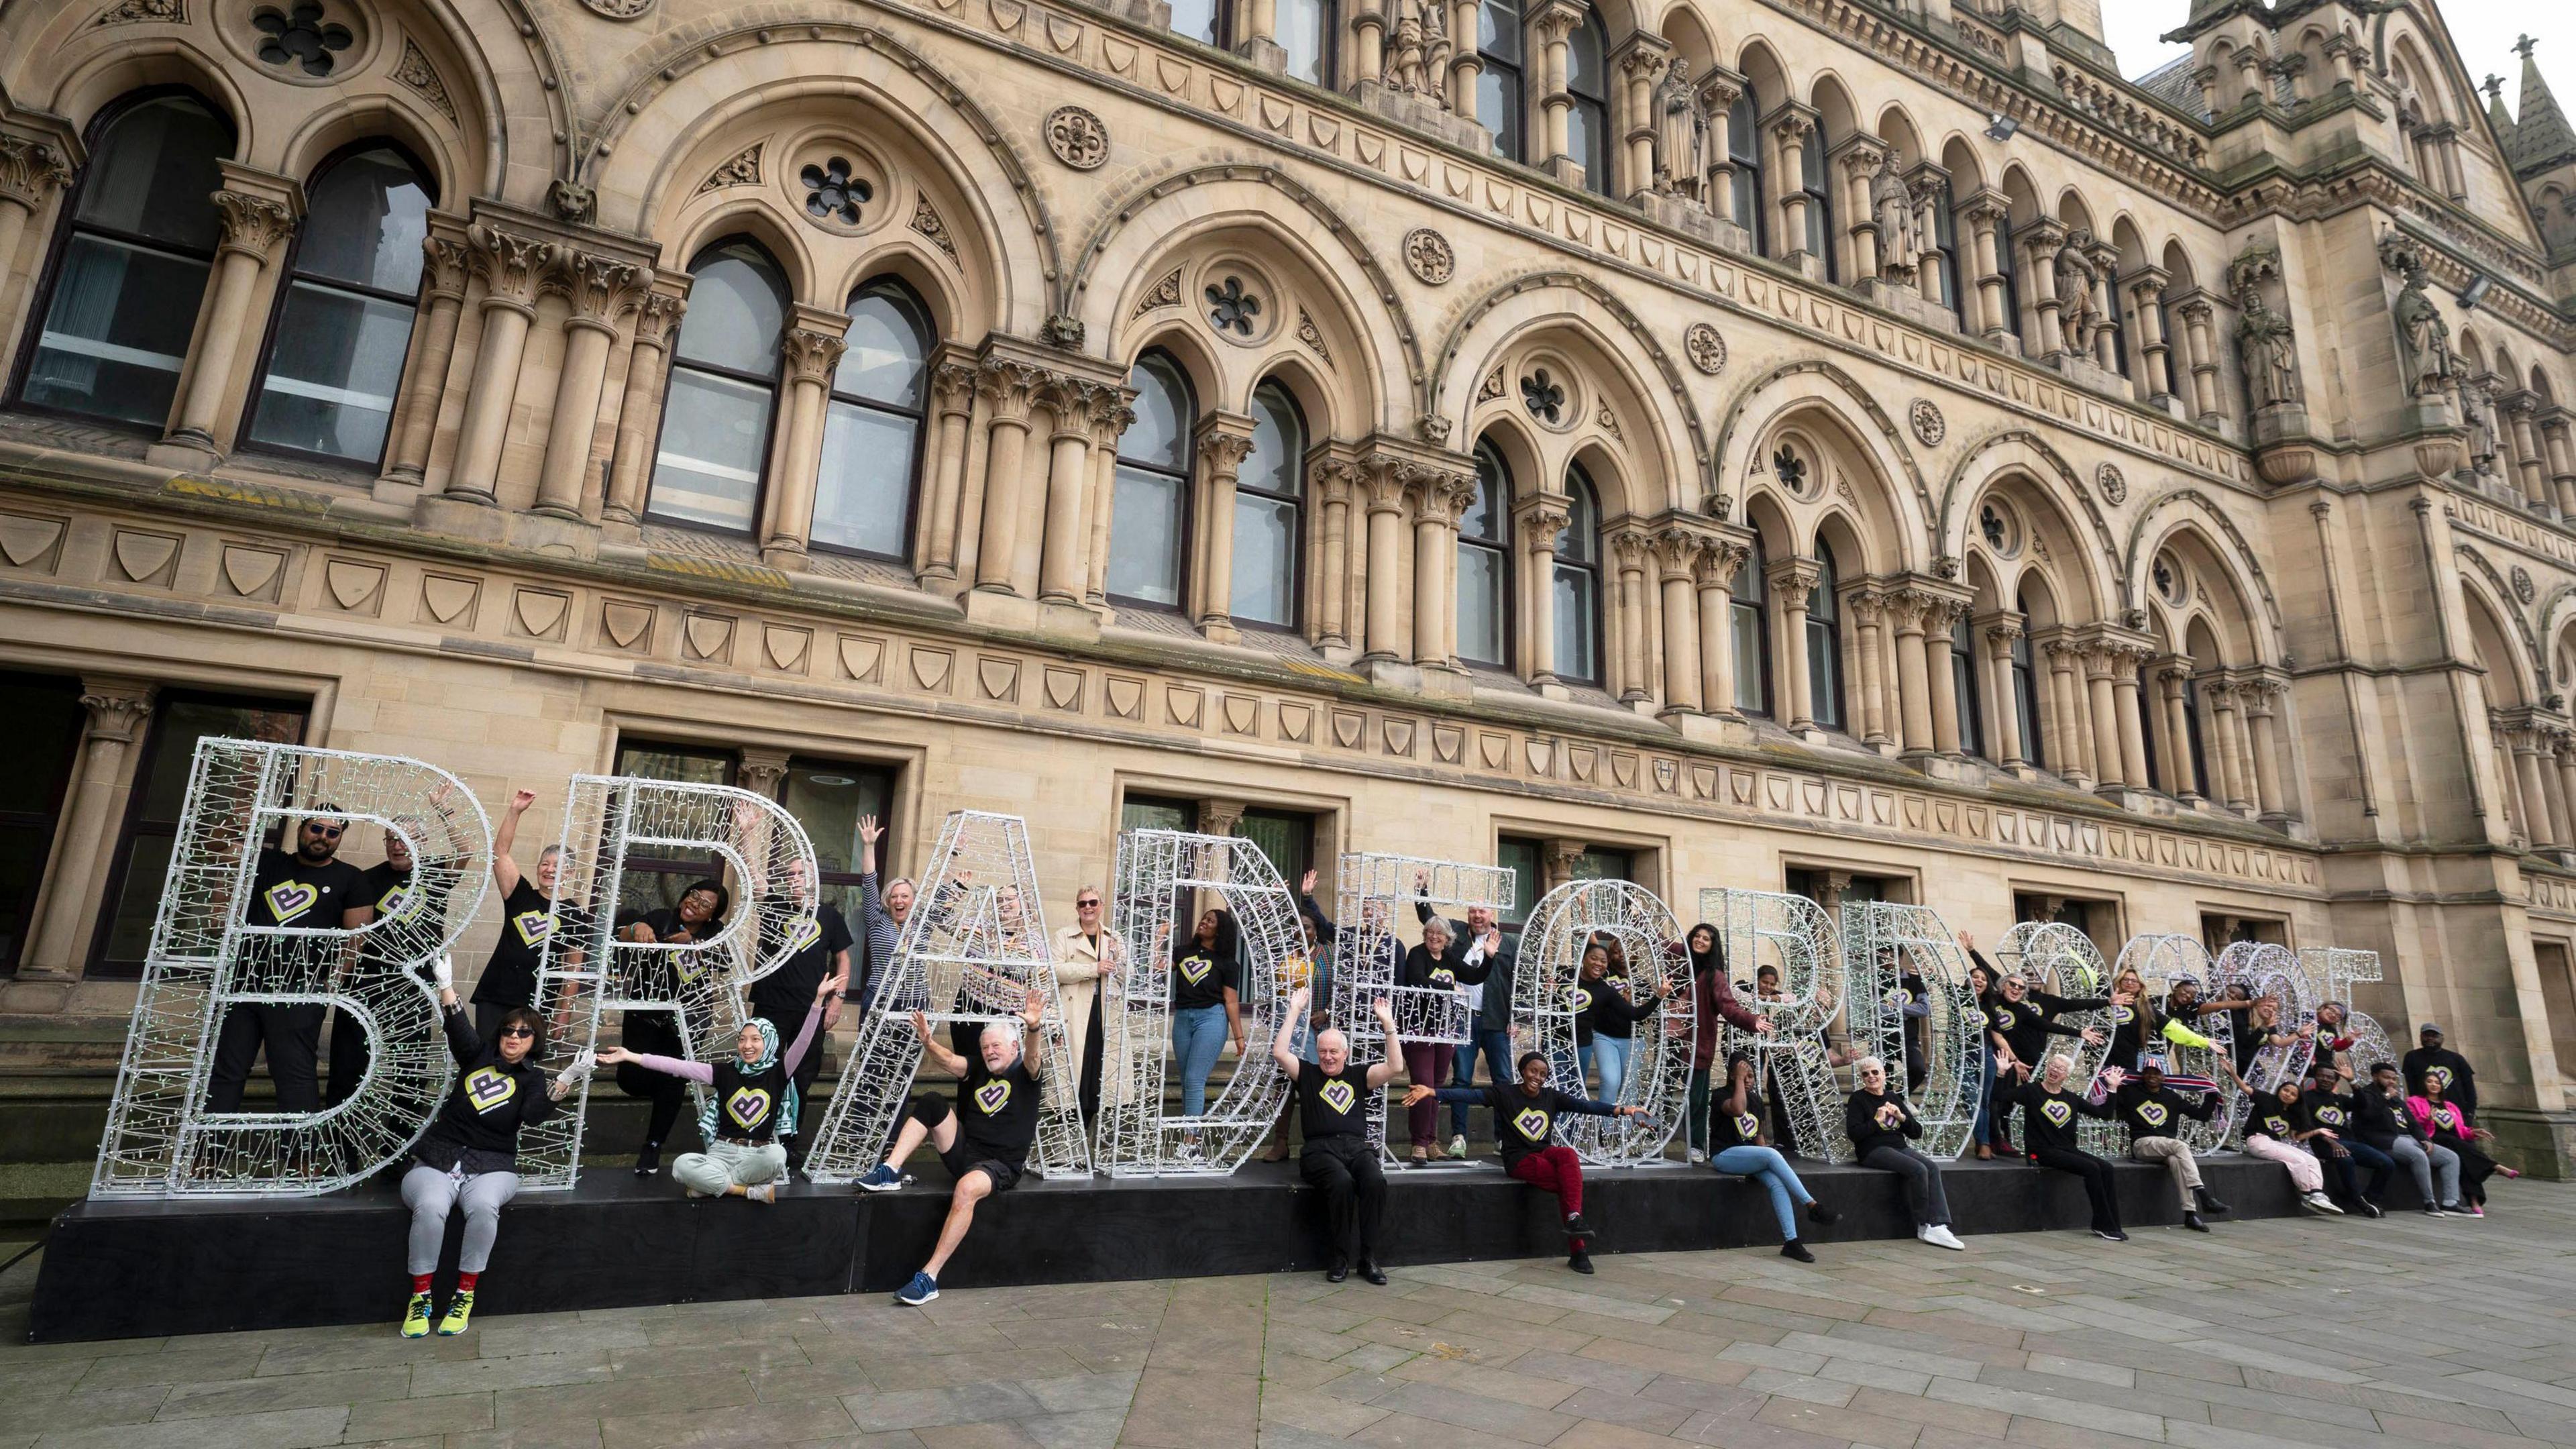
[1593, 1034, 1631, 1103]
[2340, 1137, 2396, 1201]
[1972, 1046, 1997, 1146]
[1714, 1144, 1812, 1240]
[1171, 1004, 1228, 1118]
[1451, 1029, 1511, 1138]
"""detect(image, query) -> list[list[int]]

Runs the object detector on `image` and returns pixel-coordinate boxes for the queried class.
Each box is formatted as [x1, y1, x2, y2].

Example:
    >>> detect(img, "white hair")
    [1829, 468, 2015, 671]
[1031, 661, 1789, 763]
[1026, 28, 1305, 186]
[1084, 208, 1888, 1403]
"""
[978, 1020, 1023, 1065]
[1315, 1027, 1349, 1053]
[2042, 1053, 2074, 1077]
[1852, 1055, 1886, 1079]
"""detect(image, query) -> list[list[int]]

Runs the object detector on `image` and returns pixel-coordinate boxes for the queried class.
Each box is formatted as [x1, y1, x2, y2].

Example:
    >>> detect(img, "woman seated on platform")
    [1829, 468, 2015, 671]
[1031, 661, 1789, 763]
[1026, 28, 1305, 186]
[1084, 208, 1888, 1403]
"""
[614, 878, 729, 1176]
[1707, 1051, 1835, 1261]
[398, 955, 592, 1338]
[2410, 1071, 2506, 1217]
[2243, 1078, 2347, 1217]
[596, 975, 833, 1203]
[2359, 1061, 2464, 1215]
[2014, 1053, 2125, 1241]
[1842, 1056, 1964, 1250]
[1405, 1053, 1646, 1274]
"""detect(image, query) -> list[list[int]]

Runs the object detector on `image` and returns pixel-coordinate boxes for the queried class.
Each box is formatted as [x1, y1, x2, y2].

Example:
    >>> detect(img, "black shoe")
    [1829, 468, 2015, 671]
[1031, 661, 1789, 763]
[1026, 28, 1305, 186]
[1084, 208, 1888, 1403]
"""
[1568, 1249, 1595, 1275]
[1359, 1260, 1388, 1286]
[1562, 1213, 1591, 1240]
[2358, 1201, 2383, 1219]
[2184, 1211, 2210, 1232]
[2095, 1229, 2129, 1242]
[1780, 1239, 1815, 1263]
[2192, 1187, 2229, 1216]
[1805, 1201, 1840, 1227]
[1326, 1264, 1349, 1283]
[635, 1142, 662, 1177]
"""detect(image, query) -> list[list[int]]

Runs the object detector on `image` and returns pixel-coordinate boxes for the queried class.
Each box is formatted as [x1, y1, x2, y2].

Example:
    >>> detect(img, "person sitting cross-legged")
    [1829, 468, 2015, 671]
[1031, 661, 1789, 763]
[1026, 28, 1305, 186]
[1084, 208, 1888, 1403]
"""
[596, 973, 835, 1203]
[1274, 985, 1403, 1283]
[856, 988, 1049, 1306]
[2105, 1061, 2229, 1231]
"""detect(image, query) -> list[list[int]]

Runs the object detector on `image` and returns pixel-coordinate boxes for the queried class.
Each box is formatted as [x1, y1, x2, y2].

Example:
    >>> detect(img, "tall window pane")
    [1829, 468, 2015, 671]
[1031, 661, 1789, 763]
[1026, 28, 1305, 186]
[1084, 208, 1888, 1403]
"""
[1805, 547, 1842, 730]
[1477, 0, 1525, 160]
[0, 674, 85, 972]
[1801, 121, 1837, 282]
[1927, 184, 1963, 329]
[2010, 627, 2043, 768]
[1554, 466, 1602, 684]
[814, 278, 931, 559]
[1108, 352, 1193, 608]
[1731, 541, 1770, 714]
[1279, 0, 1332, 85]
[1458, 439, 1511, 666]
[246, 146, 433, 464]
[775, 758, 895, 958]
[1951, 610, 1982, 757]
[1566, 14, 1610, 195]
[1232, 380, 1304, 628]
[18, 95, 233, 428]
[650, 239, 788, 533]
[1169, 0, 1222, 45]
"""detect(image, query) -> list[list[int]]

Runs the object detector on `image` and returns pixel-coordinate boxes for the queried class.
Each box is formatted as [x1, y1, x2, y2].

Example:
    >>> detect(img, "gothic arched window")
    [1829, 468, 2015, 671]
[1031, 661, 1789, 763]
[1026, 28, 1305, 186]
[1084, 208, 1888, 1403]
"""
[649, 238, 790, 533]
[813, 277, 933, 560]
[244, 144, 433, 465]
[1107, 351, 1195, 609]
[1232, 379, 1305, 629]
[1458, 438, 1513, 667]
[1554, 465, 1604, 683]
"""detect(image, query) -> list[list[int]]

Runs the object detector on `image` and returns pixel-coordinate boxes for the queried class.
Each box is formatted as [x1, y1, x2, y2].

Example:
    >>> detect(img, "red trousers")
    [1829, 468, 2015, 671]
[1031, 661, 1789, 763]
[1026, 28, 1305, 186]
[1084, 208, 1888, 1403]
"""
[1507, 1144, 1584, 1216]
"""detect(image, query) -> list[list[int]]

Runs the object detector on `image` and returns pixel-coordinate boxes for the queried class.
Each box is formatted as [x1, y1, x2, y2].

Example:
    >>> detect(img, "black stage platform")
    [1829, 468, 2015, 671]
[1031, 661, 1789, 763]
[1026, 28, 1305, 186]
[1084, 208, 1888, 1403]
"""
[30, 1152, 2335, 1342]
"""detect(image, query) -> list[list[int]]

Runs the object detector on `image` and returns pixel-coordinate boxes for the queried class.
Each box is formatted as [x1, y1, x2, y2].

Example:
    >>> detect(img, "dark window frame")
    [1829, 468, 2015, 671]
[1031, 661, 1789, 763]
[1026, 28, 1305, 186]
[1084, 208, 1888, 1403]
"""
[1729, 87, 1767, 253]
[1552, 464, 1604, 686]
[1805, 545, 1845, 731]
[644, 235, 791, 539]
[1232, 378, 1308, 634]
[1731, 537, 1775, 718]
[1458, 437, 1515, 669]
[810, 274, 934, 566]
[0, 672, 87, 975]
[1107, 349, 1199, 615]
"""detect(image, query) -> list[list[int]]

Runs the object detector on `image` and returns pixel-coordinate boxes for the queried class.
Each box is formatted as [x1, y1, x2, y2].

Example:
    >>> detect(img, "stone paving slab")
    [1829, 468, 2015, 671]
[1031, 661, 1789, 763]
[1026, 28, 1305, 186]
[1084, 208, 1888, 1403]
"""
[3, 1179, 2571, 1448]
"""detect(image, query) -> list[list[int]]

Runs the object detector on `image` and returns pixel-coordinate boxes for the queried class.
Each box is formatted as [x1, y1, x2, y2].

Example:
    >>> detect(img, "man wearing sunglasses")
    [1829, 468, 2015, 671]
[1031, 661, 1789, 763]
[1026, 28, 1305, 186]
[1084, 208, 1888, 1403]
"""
[207, 806, 377, 1114]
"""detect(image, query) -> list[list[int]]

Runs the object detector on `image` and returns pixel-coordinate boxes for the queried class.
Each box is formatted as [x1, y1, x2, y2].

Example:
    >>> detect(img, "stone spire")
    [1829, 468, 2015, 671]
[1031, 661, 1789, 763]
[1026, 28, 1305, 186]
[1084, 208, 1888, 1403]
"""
[2485, 73, 2516, 147]
[2506, 36, 2576, 178]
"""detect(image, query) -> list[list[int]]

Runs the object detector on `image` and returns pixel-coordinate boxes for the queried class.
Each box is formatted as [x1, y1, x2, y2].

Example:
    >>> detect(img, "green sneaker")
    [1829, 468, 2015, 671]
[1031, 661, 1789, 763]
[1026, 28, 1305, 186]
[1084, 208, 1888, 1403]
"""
[435, 1288, 475, 1336]
[400, 1291, 433, 1338]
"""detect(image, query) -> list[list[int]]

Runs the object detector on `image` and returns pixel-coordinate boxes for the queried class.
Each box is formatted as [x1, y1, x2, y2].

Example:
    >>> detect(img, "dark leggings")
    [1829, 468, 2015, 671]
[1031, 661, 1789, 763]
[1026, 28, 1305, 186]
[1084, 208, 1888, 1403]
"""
[2337, 1138, 2395, 1201]
[2029, 1146, 2121, 1234]
[1860, 1143, 1951, 1228]
[2444, 1139, 2497, 1204]
[619, 1012, 690, 1151]
[2312, 1142, 2362, 1203]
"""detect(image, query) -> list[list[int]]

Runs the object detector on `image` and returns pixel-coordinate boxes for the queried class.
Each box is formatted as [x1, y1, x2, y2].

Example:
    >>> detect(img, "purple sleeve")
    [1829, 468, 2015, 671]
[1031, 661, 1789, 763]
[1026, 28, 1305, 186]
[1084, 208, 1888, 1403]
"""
[781, 1004, 824, 1078]
[627, 1051, 714, 1084]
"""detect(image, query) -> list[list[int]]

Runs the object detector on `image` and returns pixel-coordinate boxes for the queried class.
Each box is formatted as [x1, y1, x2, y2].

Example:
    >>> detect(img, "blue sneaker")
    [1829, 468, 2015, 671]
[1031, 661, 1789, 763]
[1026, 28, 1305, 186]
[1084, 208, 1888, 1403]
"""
[896, 1270, 939, 1305]
[857, 1164, 910, 1193]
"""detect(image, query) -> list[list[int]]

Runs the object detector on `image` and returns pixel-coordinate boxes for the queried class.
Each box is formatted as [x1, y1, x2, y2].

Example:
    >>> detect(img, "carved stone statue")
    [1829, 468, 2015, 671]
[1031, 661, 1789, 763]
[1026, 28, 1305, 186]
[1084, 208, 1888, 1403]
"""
[1870, 146, 1919, 280]
[2462, 373, 2499, 468]
[2389, 255, 2456, 400]
[1387, 0, 1429, 99]
[1419, 0, 1452, 105]
[1652, 58, 1705, 201]
[2053, 225, 2100, 356]
[2237, 291, 2302, 409]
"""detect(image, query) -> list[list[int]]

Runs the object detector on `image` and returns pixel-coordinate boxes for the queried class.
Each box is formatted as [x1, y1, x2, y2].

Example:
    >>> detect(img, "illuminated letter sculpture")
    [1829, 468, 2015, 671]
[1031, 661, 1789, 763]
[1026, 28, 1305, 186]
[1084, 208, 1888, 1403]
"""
[1841, 902, 1980, 1160]
[2301, 945, 2392, 1080]
[1998, 922, 2118, 1154]
[1095, 829, 1303, 1175]
[515, 775, 815, 1188]
[2214, 940, 2314, 1141]
[1703, 888, 1846, 1160]
[93, 741, 489, 1197]
[1330, 853, 1517, 1157]
[800, 811, 1089, 1181]
[2112, 933, 2235, 1152]
[1517, 879, 1693, 1165]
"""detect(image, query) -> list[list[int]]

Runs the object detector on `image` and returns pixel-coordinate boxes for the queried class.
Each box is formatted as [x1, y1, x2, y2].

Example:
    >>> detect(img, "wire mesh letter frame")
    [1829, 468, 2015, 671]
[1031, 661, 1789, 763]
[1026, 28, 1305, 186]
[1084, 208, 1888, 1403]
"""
[1330, 854, 1517, 1159]
[2214, 941, 2315, 1141]
[2113, 934, 2237, 1152]
[800, 811, 1090, 1183]
[1703, 889, 1848, 1161]
[514, 775, 817, 1189]
[1096, 829, 1304, 1176]
[2301, 945, 2392, 1085]
[93, 739, 492, 1197]
[1517, 880, 1693, 1166]
[1840, 902, 1980, 1161]
[1996, 922, 2119, 1155]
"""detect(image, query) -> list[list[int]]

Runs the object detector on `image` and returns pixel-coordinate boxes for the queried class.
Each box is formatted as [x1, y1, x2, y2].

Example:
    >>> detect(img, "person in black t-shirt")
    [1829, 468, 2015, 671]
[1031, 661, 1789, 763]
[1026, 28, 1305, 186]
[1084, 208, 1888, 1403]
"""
[207, 808, 376, 1114]
[1981, 965, 2108, 1160]
[475, 790, 588, 1042]
[1707, 1052, 1836, 1261]
[1161, 908, 1244, 1153]
[614, 877, 727, 1175]
[747, 858, 854, 1178]
[600, 975, 835, 1201]
[1843, 1057, 1964, 1250]
[1882, 951, 1932, 1091]
[2105, 1063, 2229, 1230]
[1397, 914, 1499, 1165]
[2360, 1061, 2464, 1214]
[1273, 985, 1401, 1283]
[2299, 1066, 2383, 1216]
[327, 808, 466, 1110]
[1409, 1053, 1644, 1274]
[2014, 1054, 2125, 1240]
[397, 953, 593, 1338]
[2402, 1024, 2478, 1117]
[857, 987, 1050, 1307]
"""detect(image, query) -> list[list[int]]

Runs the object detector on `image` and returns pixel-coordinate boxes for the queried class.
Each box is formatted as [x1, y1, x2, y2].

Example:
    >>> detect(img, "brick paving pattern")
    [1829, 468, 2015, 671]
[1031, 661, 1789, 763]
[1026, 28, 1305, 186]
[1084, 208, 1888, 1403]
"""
[4, 1179, 2573, 1448]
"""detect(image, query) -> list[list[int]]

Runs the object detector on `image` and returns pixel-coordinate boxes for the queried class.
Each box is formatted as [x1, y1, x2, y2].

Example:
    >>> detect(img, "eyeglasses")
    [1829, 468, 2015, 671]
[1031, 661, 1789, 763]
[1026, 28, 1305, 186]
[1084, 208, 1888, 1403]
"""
[306, 824, 343, 838]
[498, 1025, 536, 1038]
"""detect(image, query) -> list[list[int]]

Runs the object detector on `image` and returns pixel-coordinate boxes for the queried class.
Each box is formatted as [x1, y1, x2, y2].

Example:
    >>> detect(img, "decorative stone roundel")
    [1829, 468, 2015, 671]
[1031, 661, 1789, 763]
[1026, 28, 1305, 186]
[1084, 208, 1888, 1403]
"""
[578, 0, 653, 19]
[252, 0, 351, 76]
[1683, 323, 1727, 375]
[2514, 565, 2536, 605]
[1403, 227, 1454, 285]
[1044, 107, 1110, 170]
[1909, 398, 1945, 447]
[2094, 461, 2127, 504]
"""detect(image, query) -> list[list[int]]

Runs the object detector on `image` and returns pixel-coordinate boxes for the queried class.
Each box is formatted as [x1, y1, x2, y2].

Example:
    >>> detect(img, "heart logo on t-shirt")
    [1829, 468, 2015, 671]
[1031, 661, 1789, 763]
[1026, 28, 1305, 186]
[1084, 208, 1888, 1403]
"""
[2428, 1065, 2455, 1089]
[1178, 957, 1212, 987]
[1996, 1009, 2018, 1031]
[2041, 1099, 2074, 1126]
[464, 1065, 515, 1112]
[2112, 1006, 2133, 1024]
[264, 881, 319, 924]
[975, 1079, 1012, 1115]
[1734, 1112, 1760, 1138]
[1512, 1108, 1550, 1142]
[727, 1087, 771, 1128]
[1429, 969, 1455, 988]
[2318, 1106, 2345, 1126]
[2434, 1106, 2458, 1130]
[784, 915, 821, 956]
[2138, 1102, 2169, 1127]
[1318, 1079, 1356, 1115]
[377, 883, 413, 917]
[513, 910, 553, 947]
[1568, 988, 1593, 1012]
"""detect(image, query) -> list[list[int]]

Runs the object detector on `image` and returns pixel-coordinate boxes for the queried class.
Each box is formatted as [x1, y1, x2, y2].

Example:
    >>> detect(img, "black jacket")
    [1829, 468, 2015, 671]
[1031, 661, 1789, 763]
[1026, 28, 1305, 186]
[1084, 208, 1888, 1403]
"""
[415, 1004, 557, 1174]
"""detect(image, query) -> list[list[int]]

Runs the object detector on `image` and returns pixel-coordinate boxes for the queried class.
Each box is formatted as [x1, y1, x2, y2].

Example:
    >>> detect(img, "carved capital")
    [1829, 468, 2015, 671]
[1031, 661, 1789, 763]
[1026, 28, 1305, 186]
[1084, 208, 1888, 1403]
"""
[1769, 113, 1815, 146]
[2176, 296, 2215, 326]
[78, 684, 154, 745]
[212, 191, 297, 260]
[421, 233, 473, 301]
[782, 326, 849, 384]
[930, 358, 979, 415]
[1693, 67, 1745, 111]
[975, 358, 1050, 420]
[1983, 618, 2025, 651]
[1513, 491, 1572, 553]
[631, 290, 688, 350]
[1652, 525, 1705, 580]
[546, 250, 648, 322]
[1693, 538, 1750, 589]
[0, 136, 73, 210]
[1957, 187, 2011, 229]
[1409, 466, 1479, 523]
[466, 222, 559, 307]
[1197, 417, 1258, 479]
[1767, 555, 1823, 600]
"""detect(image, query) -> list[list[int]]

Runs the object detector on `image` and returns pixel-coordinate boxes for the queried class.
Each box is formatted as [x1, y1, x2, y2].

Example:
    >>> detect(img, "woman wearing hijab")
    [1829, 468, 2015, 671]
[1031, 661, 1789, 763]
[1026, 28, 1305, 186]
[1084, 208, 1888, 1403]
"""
[614, 878, 729, 1175]
[600, 974, 835, 1201]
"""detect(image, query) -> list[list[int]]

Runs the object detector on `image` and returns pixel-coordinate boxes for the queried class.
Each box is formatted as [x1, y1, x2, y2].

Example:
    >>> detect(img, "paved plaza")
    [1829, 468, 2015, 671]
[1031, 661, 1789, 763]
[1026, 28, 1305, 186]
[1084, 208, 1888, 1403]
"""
[5, 1180, 2575, 1448]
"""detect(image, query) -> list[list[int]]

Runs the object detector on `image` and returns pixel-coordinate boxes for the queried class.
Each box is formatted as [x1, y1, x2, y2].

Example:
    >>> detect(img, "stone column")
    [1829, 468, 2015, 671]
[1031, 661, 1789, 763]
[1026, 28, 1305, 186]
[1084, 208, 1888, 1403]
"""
[2022, 220, 2067, 359]
[1361, 464, 1409, 661]
[2207, 680, 2252, 812]
[1611, 38, 1666, 202]
[2159, 664, 2200, 800]
[2508, 395, 2552, 508]
[1851, 591, 1890, 747]
[1083, 390, 1135, 605]
[1411, 470, 1468, 669]
[1771, 113, 1815, 268]
[1195, 413, 1257, 639]
[2517, 732, 2563, 851]
[1654, 528, 1703, 714]
[1770, 555, 1821, 733]
[2176, 297, 2222, 427]
[759, 311, 849, 567]
[163, 188, 299, 453]
[1833, 138, 1885, 282]
[385, 229, 472, 484]
[602, 290, 687, 528]
[1036, 380, 1106, 605]
[2127, 270, 2174, 403]
[1313, 460, 1355, 651]
[1925, 598, 1964, 757]
[2555, 735, 2576, 855]
[1695, 541, 1746, 716]
[1613, 531, 1652, 702]
[1517, 493, 1571, 683]
[1446, 0, 1481, 115]
[1890, 592, 1935, 755]
[1532, 0, 1581, 180]
[0, 136, 72, 343]
[2088, 241, 2121, 374]
[737, 751, 791, 801]
[2244, 680, 2290, 822]
[1352, 0, 1385, 84]
[2044, 639, 2091, 786]
[1983, 619, 2025, 767]
[972, 361, 1044, 594]
[2543, 415, 2576, 518]
[19, 680, 154, 980]
[1698, 70, 1744, 209]
[2495, 724, 2531, 845]
[1960, 190, 2013, 348]
[447, 224, 559, 503]
[533, 252, 647, 520]
[2110, 647, 2151, 790]
[914, 358, 978, 582]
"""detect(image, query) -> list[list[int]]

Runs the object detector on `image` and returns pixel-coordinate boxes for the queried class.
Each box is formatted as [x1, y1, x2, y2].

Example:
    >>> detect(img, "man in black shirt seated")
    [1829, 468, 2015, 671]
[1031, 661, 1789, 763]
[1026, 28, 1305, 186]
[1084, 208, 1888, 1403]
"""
[856, 988, 1048, 1306]
[2105, 1061, 2229, 1231]
[209, 806, 377, 1114]
[1273, 985, 1401, 1284]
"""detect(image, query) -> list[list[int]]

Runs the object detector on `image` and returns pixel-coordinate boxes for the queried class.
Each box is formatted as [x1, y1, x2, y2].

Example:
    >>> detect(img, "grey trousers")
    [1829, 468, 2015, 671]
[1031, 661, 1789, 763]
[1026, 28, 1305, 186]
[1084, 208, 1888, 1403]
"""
[402, 1162, 521, 1275]
[2387, 1136, 2463, 1206]
[2131, 1136, 2202, 1210]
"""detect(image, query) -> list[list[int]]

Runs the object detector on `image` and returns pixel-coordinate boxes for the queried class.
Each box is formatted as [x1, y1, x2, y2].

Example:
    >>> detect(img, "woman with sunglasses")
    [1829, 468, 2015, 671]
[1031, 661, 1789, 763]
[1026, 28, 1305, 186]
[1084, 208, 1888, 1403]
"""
[614, 878, 729, 1175]
[1049, 883, 1122, 1126]
[400, 955, 592, 1338]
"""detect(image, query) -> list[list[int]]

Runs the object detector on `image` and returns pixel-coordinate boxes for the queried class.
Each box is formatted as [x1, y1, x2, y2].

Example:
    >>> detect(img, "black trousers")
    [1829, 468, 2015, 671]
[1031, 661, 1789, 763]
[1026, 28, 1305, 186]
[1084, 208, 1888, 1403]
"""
[780, 1034, 828, 1171]
[617, 1014, 690, 1151]
[206, 1004, 325, 1112]
[2030, 1146, 2121, 1234]
[1300, 1134, 1387, 1269]
[1078, 991, 1104, 1126]
[2312, 1142, 2363, 1203]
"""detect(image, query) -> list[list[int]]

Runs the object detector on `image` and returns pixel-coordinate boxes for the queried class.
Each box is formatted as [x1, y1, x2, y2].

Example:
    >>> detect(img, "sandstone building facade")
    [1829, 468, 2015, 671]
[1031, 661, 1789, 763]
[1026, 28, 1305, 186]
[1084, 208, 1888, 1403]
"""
[3, 0, 2576, 1164]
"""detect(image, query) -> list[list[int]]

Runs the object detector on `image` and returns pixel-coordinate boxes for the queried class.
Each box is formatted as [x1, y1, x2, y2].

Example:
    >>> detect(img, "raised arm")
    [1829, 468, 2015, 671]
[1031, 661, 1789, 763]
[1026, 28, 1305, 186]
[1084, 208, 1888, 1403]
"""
[778, 977, 835, 1077]
[1271, 985, 1310, 1076]
[1296, 876, 1339, 948]
[913, 1009, 969, 1078]
[1363, 999, 1401, 1088]
[492, 788, 535, 896]
[1018, 986, 1046, 1075]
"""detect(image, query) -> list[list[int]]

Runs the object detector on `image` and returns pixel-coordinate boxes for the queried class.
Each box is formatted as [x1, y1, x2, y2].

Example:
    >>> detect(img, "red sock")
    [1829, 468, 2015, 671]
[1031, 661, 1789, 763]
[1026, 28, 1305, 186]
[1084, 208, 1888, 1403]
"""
[411, 1274, 433, 1295]
[457, 1271, 480, 1293]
